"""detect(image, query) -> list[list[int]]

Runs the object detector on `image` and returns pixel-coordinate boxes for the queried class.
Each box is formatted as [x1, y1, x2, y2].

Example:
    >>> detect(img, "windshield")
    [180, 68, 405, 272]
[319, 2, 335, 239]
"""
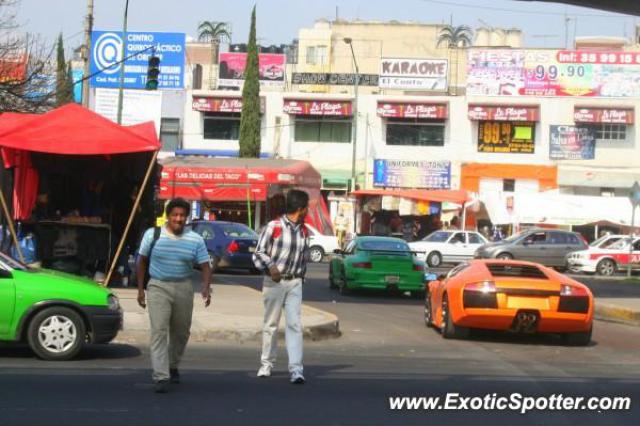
[423, 231, 451, 243]
[608, 238, 633, 250]
[593, 236, 622, 249]
[219, 223, 258, 239]
[503, 231, 527, 243]
[359, 240, 410, 252]
[0, 251, 29, 271]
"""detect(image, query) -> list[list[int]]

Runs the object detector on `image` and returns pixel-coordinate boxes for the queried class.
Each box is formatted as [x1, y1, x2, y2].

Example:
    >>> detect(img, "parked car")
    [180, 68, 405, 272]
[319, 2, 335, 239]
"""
[329, 236, 426, 295]
[0, 252, 122, 360]
[306, 224, 340, 263]
[424, 259, 593, 345]
[474, 228, 588, 268]
[589, 234, 625, 249]
[566, 237, 640, 276]
[408, 230, 489, 267]
[190, 220, 259, 273]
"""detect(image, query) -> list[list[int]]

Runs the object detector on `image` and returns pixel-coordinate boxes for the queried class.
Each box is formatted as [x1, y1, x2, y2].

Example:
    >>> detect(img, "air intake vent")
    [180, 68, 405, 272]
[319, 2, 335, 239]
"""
[486, 264, 547, 279]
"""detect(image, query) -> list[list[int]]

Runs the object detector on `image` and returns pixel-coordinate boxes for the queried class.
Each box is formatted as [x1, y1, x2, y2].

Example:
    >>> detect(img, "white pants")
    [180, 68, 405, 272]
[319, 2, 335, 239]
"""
[260, 277, 303, 374]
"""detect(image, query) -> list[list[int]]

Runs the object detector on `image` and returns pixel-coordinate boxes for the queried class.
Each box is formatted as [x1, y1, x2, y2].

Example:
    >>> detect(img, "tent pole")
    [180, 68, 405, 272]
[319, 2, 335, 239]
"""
[104, 150, 158, 287]
[0, 186, 25, 263]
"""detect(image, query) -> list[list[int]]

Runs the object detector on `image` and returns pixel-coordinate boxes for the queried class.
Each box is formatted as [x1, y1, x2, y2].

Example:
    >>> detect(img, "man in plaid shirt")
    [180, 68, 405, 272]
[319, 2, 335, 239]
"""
[253, 190, 309, 384]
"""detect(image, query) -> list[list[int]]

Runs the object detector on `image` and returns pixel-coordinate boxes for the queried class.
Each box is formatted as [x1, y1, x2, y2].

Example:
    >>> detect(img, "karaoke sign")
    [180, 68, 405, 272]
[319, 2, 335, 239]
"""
[90, 30, 185, 89]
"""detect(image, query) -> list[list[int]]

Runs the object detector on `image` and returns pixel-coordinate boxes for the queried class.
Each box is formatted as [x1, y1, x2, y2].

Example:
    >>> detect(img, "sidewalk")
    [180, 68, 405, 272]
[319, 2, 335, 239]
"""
[113, 286, 341, 344]
[595, 298, 640, 325]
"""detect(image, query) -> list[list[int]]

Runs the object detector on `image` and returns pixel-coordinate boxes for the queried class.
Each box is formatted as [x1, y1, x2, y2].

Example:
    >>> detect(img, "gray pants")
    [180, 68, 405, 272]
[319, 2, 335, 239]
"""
[261, 277, 303, 374]
[147, 278, 194, 382]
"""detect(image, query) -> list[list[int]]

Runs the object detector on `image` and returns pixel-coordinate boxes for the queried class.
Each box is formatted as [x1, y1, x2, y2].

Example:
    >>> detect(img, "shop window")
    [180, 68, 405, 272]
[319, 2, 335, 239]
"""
[595, 123, 627, 141]
[503, 179, 515, 192]
[386, 118, 445, 147]
[294, 116, 351, 143]
[192, 64, 203, 90]
[203, 112, 241, 140]
[305, 46, 327, 65]
[160, 118, 180, 152]
[601, 187, 616, 197]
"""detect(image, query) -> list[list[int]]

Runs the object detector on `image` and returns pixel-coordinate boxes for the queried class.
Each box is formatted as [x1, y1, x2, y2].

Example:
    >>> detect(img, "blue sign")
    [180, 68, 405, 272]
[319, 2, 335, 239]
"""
[90, 30, 185, 89]
[373, 159, 451, 189]
[549, 125, 595, 160]
[72, 69, 83, 103]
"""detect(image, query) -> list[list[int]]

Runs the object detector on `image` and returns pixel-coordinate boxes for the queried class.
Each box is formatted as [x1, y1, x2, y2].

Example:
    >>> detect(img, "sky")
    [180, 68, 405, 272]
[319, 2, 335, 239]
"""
[12, 0, 640, 52]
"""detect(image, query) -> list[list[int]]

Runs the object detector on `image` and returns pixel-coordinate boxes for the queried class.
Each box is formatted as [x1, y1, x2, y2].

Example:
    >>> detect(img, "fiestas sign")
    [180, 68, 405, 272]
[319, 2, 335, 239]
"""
[467, 49, 640, 97]
[218, 52, 285, 88]
[379, 58, 448, 91]
[373, 159, 451, 189]
[549, 125, 595, 160]
[90, 30, 185, 89]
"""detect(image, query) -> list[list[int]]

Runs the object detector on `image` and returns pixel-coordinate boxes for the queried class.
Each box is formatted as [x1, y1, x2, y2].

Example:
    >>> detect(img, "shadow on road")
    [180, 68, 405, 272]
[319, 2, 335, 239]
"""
[0, 343, 142, 361]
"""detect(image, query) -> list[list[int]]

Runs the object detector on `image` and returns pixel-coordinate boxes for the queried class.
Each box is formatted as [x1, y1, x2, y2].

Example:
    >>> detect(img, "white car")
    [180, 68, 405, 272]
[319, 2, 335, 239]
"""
[408, 230, 489, 267]
[567, 237, 640, 276]
[306, 224, 340, 263]
[589, 234, 625, 249]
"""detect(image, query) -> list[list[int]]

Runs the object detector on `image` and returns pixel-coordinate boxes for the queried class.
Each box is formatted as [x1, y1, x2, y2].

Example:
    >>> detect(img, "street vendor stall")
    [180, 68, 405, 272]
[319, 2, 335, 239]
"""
[0, 104, 160, 284]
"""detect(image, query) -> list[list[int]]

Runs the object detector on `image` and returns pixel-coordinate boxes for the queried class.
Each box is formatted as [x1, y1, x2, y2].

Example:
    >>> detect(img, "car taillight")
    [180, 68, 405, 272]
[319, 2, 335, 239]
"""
[464, 281, 496, 293]
[560, 284, 589, 297]
[413, 264, 424, 272]
[352, 262, 372, 269]
[227, 240, 240, 254]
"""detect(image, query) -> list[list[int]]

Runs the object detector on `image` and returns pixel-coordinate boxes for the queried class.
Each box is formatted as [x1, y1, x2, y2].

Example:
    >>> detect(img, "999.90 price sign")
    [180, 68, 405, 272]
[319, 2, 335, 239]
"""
[478, 121, 535, 154]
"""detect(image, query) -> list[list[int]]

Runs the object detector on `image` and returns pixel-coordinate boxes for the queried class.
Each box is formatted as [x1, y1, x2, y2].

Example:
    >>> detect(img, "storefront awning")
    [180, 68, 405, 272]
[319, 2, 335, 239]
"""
[468, 105, 539, 122]
[160, 183, 268, 202]
[352, 189, 470, 204]
[192, 96, 266, 114]
[574, 107, 634, 124]
[283, 99, 352, 116]
[377, 102, 448, 119]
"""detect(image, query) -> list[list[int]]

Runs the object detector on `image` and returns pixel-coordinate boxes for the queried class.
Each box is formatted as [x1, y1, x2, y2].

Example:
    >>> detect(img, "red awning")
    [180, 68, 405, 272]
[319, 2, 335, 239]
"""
[377, 102, 448, 119]
[283, 99, 352, 116]
[468, 105, 539, 122]
[160, 183, 268, 202]
[352, 189, 470, 204]
[192, 96, 266, 114]
[574, 107, 634, 124]
[0, 103, 160, 154]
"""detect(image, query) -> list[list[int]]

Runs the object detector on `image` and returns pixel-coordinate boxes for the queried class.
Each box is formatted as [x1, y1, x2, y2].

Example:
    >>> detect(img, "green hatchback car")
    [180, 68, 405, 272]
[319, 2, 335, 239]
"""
[329, 236, 426, 295]
[0, 252, 122, 360]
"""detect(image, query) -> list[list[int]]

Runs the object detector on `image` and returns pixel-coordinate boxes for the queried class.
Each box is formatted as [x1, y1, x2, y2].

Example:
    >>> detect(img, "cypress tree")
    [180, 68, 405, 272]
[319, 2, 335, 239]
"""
[238, 6, 261, 158]
[55, 34, 72, 106]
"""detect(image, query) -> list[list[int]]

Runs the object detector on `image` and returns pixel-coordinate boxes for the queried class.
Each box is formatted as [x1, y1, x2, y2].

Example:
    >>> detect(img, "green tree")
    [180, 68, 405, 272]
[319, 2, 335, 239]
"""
[55, 33, 73, 106]
[238, 6, 261, 158]
[436, 25, 473, 95]
[197, 21, 231, 89]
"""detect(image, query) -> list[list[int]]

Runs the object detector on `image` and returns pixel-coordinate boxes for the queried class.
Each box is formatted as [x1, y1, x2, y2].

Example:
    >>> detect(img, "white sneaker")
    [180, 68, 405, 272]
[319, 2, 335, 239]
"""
[257, 365, 271, 378]
[290, 371, 305, 384]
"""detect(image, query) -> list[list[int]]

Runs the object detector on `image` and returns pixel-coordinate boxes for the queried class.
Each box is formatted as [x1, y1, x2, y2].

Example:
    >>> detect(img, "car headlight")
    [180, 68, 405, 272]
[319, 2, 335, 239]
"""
[107, 294, 121, 311]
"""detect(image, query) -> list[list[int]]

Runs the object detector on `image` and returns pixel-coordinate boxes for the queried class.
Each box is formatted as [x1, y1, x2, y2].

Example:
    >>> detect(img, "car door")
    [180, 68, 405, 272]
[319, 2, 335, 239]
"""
[444, 232, 467, 263]
[544, 231, 571, 267]
[516, 231, 548, 263]
[466, 232, 487, 260]
[628, 239, 640, 270]
[0, 266, 16, 336]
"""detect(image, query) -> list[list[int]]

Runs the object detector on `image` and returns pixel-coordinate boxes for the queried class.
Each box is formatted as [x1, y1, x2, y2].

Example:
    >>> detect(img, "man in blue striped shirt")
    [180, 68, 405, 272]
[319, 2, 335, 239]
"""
[253, 190, 309, 384]
[137, 198, 211, 393]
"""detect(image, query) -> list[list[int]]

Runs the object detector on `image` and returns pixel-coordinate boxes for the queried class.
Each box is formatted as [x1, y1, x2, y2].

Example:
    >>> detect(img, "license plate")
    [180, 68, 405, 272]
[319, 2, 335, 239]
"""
[249, 247, 256, 253]
[385, 275, 400, 284]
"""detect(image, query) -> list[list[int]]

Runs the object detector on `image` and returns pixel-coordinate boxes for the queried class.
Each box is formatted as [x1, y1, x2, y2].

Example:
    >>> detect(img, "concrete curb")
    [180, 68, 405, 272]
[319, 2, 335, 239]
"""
[595, 303, 640, 326]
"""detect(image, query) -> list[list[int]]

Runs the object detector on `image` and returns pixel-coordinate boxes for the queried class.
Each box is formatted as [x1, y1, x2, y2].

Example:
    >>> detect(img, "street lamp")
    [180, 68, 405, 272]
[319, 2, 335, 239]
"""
[116, 0, 130, 125]
[344, 37, 359, 234]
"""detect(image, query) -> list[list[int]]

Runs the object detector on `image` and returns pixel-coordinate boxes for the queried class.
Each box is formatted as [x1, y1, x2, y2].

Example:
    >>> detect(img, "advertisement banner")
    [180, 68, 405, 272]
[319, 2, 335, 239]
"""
[218, 52, 285, 88]
[90, 30, 185, 89]
[468, 105, 539, 121]
[192, 96, 266, 114]
[377, 102, 448, 119]
[292, 72, 379, 86]
[477, 121, 535, 154]
[0, 54, 27, 82]
[467, 49, 640, 98]
[574, 107, 634, 124]
[549, 125, 595, 160]
[379, 58, 448, 91]
[94, 88, 162, 133]
[283, 99, 352, 116]
[373, 159, 451, 189]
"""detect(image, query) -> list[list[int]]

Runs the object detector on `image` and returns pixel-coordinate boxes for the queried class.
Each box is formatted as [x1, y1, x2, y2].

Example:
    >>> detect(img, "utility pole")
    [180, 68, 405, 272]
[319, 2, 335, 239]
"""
[116, 0, 130, 125]
[82, 0, 94, 108]
[344, 37, 359, 234]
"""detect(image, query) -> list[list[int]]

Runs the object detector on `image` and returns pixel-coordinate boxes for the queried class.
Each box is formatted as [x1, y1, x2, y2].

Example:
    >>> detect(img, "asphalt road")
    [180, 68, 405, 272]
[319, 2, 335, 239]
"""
[1, 263, 639, 425]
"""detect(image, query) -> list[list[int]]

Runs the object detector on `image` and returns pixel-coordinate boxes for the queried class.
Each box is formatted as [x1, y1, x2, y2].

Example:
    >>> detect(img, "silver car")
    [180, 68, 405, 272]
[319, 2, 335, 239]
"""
[474, 229, 588, 268]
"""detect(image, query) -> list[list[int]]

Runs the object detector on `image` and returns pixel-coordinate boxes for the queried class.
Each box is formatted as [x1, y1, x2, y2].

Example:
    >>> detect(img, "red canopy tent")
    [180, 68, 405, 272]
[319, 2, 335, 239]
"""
[0, 104, 160, 284]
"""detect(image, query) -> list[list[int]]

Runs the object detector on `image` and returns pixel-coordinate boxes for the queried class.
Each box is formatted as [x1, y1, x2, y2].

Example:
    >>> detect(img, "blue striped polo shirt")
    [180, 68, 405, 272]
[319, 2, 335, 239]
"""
[138, 226, 209, 281]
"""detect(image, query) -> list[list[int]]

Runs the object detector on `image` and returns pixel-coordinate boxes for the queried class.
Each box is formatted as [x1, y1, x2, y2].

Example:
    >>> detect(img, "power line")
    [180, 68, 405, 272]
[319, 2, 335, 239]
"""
[420, 0, 634, 18]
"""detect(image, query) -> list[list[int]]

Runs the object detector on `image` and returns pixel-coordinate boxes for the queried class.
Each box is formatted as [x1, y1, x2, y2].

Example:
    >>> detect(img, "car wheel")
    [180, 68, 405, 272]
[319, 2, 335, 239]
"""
[208, 251, 219, 272]
[563, 327, 592, 346]
[328, 268, 338, 289]
[497, 252, 513, 260]
[596, 259, 616, 276]
[441, 294, 469, 339]
[427, 251, 442, 268]
[27, 307, 86, 361]
[309, 246, 325, 263]
[424, 290, 433, 328]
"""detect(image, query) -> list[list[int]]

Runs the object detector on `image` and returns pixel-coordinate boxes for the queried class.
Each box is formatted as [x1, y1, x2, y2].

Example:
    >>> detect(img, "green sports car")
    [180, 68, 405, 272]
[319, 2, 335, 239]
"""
[0, 251, 122, 360]
[329, 236, 427, 295]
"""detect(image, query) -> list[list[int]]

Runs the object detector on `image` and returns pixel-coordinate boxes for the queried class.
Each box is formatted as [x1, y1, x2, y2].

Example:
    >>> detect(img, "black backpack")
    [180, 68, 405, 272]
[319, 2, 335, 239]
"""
[142, 227, 161, 288]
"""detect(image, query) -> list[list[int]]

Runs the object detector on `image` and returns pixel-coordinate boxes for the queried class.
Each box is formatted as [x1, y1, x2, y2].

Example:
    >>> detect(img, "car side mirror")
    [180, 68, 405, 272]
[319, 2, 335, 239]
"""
[424, 273, 438, 282]
[0, 268, 12, 279]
